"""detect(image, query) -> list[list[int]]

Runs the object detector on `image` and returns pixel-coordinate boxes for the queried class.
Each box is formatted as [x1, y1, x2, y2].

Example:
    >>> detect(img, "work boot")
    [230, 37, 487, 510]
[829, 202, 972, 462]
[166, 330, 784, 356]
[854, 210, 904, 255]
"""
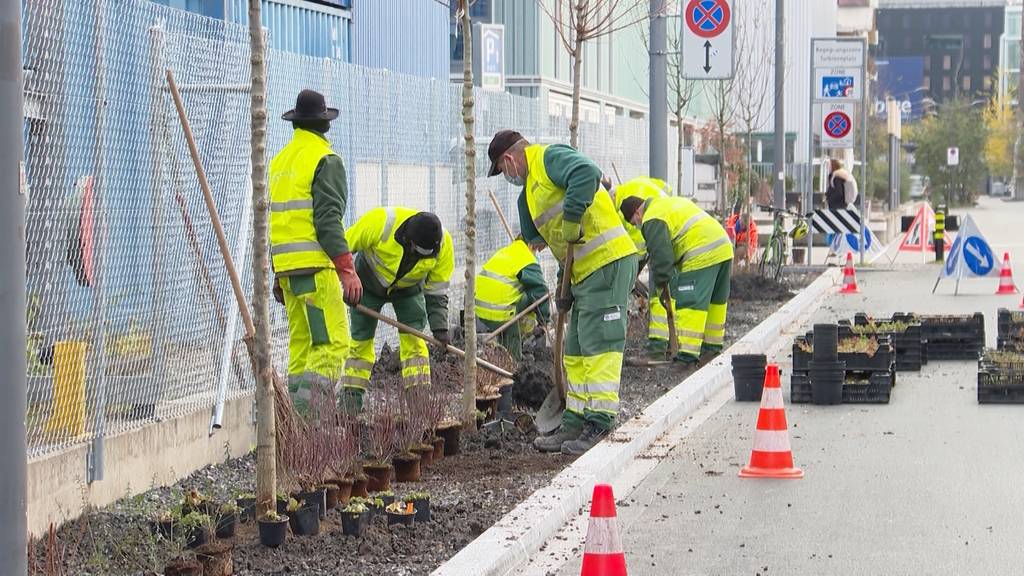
[560, 422, 609, 455]
[675, 353, 700, 365]
[533, 425, 581, 453]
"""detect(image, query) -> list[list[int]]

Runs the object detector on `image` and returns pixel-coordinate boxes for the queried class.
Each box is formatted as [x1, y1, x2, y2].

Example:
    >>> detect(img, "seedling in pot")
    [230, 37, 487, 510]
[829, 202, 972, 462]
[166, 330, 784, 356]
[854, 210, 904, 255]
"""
[178, 511, 211, 549]
[234, 492, 256, 523]
[385, 500, 416, 527]
[257, 510, 288, 548]
[286, 497, 320, 536]
[341, 501, 369, 537]
[214, 501, 239, 539]
[404, 490, 432, 523]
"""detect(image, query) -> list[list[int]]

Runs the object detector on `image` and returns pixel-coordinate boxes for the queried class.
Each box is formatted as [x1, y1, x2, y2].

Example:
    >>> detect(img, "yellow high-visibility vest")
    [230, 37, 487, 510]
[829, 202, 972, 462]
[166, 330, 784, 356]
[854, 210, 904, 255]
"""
[643, 196, 733, 272]
[475, 239, 538, 322]
[269, 129, 337, 272]
[346, 207, 454, 295]
[611, 177, 671, 257]
[524, 144, 636, 283]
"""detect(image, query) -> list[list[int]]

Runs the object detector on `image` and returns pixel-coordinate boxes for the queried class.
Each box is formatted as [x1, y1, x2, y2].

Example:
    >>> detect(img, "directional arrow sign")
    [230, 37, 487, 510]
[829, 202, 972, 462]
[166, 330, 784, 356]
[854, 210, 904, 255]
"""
[682, 0, 734, 80]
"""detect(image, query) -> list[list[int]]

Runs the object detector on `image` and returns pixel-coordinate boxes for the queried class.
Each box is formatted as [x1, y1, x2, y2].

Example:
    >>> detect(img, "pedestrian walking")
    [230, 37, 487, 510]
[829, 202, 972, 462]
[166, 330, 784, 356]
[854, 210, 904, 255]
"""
[341, 206, 454, 410]
[270, 89, 361, 414]
[487, 129, 638, 455]
[619, 195, 733, 363]
[827, 158, 858, 210]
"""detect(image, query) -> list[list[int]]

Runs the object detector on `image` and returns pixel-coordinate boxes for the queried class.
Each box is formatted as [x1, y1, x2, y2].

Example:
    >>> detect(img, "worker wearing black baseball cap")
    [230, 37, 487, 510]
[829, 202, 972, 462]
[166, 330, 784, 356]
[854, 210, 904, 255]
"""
[486, 130, 638, 456]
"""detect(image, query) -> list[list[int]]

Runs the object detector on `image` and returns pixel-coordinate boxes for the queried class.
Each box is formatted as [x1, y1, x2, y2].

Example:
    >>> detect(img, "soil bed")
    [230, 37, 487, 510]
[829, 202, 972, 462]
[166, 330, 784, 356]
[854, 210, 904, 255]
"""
[32, 271, 811, 576]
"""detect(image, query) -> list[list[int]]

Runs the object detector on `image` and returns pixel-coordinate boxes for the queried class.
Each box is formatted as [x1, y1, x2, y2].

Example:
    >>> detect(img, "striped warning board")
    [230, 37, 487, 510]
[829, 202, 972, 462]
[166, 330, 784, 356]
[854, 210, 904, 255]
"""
[811, 209, 861, 234]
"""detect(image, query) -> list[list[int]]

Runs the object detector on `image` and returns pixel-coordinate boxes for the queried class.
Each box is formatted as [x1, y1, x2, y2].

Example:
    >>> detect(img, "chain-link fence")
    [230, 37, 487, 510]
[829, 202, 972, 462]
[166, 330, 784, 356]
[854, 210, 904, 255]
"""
[22, 0, 653, 459]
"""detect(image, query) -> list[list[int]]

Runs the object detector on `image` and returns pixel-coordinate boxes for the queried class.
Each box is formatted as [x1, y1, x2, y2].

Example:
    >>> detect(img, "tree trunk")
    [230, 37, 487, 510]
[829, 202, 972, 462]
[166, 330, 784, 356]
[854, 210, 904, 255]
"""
[460, 1, 478, 431]
[247, 0, 276, 518]
[569, 16, 584, 148]
[1017, 7, 1024, 201]
[718, 115, 727, 211]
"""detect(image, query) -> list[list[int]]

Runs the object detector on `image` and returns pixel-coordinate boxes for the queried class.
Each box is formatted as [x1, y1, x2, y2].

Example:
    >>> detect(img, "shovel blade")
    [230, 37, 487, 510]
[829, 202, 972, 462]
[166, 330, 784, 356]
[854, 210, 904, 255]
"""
[534, 388, 563, 435]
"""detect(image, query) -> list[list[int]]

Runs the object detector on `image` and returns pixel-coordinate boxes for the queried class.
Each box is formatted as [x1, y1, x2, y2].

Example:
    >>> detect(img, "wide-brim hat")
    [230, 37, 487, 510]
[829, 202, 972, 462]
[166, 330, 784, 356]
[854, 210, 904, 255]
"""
[282, 89, 339, 122]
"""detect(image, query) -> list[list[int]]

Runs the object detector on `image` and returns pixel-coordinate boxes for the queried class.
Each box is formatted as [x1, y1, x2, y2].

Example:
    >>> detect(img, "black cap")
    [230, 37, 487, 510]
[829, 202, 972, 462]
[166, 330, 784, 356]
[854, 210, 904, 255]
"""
[619, 196, 645, 222]
[282, 89, 339, 122]
[487, 130, 524, 177]
[406, 212, 443, 254]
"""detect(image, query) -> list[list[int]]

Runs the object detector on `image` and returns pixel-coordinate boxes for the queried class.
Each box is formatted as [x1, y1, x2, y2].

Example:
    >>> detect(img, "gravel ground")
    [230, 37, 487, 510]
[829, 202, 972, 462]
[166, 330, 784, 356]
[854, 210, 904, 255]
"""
[30, 271, 811, 576]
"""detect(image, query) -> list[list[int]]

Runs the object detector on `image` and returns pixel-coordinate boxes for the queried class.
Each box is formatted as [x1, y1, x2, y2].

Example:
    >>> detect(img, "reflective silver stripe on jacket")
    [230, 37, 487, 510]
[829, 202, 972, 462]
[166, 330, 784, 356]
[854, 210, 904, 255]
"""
[575, 226, 629, 260]
[475, 299, 515, 312]
[533, 199, 564, 230]
[424, 281, 449, 295]
[673, 213, 711, 241]
[271, 241, 323, 255]
[363, 251, 393, 287]
[680, 237, 730, 262]
[401, 357, 431, 369]
[480, 269, 520, 287]
[270, 199, 314, 212]
[344, 358, 374, 372]
[380, 208, 397, 243]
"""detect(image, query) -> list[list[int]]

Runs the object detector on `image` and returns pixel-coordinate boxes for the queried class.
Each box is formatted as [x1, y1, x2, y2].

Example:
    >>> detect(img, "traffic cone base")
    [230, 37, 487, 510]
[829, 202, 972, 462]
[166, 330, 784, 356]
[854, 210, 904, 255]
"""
[996, 252, 1018, 295]
[739, 365, 803, 480]
[839, 252, 859, 294]
[580, 484, 627, 576]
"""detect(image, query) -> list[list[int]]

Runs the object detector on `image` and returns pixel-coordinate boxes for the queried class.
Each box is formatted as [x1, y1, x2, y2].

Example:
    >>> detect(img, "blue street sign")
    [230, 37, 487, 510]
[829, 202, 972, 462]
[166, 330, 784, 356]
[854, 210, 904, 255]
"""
[963, 236, 995, 276]
[944, 236, 961, 277]
[821, 75, 855, 98]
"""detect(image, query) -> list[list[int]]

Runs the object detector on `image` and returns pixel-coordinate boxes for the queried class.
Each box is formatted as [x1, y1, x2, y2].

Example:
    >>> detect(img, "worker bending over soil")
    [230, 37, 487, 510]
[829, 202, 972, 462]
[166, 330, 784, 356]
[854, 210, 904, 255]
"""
[475, 236, 551, 362]
[619, 195, 733, 363]
[487, 129, 638, 455]
[341, 206, 454, 410]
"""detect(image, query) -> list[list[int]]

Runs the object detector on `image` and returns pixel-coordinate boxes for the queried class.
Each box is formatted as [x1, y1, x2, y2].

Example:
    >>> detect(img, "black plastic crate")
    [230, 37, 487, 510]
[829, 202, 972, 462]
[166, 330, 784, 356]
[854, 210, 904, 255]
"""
[978, 368, 1024, 404]
[792, 334, 895, 374]
[916, 313, 985, 343]
[790, 370, 893, 404]
[849, 316, 922, 372]
[925, 340, 983, 361]
[997, 308, 1024, 351]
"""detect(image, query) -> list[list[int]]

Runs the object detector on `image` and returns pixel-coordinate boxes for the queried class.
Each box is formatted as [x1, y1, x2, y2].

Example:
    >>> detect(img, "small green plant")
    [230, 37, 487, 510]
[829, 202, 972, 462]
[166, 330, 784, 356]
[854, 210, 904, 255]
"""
[404, 491, 430, 501]
[260, 510, 284, 522]
[373, 490, 394, 498]
[178, 511, 210, 532]
[285, 498, 303, 513]
[219, 501, 239, 515]
[235, 491, 255, 500]
[386, 501, 414, 514]
[155, 508, 179, 523]
[342, 501, 367, 514]
[348, 496, 370, 507]
[371, 497, 385, 509]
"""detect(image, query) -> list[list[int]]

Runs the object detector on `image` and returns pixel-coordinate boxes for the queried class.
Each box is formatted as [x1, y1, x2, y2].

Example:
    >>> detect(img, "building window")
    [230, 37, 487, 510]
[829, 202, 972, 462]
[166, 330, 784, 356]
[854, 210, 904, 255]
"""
[985, 11, 993, 27]
[984, 75, 993, 91]
[943, 76, 951, 91]
[943, 55, 952, 70]
[923, 75, 931, 90]
[984, 54, 992, 71]
[962, 75, 971, 92]
[984, 34, 992, 50]
[924, 55, 931, 72]
[902, 13, 911, 28]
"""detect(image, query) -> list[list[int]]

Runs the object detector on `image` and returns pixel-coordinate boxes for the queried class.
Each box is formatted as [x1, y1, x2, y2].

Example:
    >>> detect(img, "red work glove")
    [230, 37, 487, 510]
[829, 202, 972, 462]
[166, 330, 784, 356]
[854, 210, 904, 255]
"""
[333, 252, 363, 306]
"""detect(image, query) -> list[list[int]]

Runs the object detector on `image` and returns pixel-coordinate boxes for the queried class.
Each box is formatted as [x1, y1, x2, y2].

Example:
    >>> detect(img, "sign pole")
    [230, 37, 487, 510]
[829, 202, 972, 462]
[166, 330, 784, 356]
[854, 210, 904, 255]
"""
[807, 39, 816, 266]
[859, 37, 867, 266]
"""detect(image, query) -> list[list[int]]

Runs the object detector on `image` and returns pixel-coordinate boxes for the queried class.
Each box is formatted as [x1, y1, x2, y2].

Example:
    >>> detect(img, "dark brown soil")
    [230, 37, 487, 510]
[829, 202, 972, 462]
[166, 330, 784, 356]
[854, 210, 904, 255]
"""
[30, 272, 812, 576]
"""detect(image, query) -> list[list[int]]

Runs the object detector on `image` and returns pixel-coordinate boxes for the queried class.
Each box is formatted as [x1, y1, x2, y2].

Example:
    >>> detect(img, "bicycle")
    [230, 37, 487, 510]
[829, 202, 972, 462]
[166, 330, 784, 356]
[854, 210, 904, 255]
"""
[756, 204, 809, 282]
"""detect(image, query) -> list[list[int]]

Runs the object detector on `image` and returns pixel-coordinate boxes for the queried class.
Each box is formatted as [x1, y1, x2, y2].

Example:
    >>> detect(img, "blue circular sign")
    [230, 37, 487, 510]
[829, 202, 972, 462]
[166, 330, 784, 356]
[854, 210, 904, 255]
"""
[686, 0, 731, 38]
[945, 236, 962, 277]
[963, 236, 995, 276]
[825, 111, 852, 139]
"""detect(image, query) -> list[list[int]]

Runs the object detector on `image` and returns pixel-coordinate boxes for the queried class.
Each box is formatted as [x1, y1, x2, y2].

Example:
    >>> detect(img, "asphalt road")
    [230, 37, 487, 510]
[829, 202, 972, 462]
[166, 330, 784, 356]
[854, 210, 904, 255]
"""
[548, 197, 1024, 576]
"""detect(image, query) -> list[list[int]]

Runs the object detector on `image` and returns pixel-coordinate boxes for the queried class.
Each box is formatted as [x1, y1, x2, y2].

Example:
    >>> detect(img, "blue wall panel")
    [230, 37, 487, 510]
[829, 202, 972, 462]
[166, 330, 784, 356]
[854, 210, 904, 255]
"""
[351, 0, 449, 79]
[224, 0, 351, 60]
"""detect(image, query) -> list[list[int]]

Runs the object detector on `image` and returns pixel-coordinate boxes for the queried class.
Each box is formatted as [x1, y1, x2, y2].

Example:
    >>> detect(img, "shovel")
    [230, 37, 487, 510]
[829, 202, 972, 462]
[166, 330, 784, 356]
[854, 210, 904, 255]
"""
[534, 245, 575, 435]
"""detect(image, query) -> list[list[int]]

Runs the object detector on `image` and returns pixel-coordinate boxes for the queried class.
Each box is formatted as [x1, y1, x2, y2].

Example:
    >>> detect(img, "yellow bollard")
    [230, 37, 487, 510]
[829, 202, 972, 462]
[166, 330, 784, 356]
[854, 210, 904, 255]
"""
[46, 341, 87, 438]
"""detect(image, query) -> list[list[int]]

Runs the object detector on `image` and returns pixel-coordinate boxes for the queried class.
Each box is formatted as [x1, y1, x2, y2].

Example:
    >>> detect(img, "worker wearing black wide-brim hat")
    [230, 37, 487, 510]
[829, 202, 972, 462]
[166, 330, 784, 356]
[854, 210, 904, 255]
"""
[487, 130, 638, 455]
[269, 89, 362, 414]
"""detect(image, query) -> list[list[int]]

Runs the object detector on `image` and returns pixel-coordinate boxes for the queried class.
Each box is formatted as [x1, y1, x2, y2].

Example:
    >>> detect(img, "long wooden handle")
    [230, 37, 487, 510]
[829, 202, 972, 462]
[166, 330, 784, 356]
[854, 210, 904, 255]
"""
[167, 69, 255, 339]
[552, 246, 575, 401]
[488, 190, 515, 242]
[482, 293, 551, 343]
[355, 304, 514, 379]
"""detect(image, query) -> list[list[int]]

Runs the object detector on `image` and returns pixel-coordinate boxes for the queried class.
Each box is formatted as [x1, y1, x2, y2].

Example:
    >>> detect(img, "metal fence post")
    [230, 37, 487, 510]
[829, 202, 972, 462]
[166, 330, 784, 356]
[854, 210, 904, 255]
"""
[1, 0, 29, 568]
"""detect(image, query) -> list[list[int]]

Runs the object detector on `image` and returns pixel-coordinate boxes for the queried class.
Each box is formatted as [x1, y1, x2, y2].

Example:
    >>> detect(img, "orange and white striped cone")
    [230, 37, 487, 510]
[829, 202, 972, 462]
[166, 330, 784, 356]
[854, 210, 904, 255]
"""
[839, 252, 860, 294]
[739, 364, 804, 479]
[580, 483, 627, 576]
[996, 252, 1019, 295]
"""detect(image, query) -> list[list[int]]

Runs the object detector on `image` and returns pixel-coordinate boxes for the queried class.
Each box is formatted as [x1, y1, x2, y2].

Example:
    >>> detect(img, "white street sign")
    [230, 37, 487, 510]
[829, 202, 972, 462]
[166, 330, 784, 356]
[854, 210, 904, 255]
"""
[814, 67, 862, 102]
[821, 103, 855, 149]
[947, 147, 959, 166]
[812, 39, 865, 68]
[682, 0, 734, 79]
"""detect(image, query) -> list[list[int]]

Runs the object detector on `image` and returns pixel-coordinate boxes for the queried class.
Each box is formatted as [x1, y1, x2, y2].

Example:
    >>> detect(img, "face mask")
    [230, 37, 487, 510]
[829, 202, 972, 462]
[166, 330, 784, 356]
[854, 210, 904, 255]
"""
[503, 155, 525, 187]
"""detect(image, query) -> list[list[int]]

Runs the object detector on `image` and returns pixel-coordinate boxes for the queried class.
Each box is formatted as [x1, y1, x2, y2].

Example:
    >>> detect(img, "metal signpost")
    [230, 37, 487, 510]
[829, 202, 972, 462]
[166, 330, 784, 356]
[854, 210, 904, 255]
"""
[681, 0, 735, 80]
[473, 23, 504, 91]
[808, 37, 868, 265]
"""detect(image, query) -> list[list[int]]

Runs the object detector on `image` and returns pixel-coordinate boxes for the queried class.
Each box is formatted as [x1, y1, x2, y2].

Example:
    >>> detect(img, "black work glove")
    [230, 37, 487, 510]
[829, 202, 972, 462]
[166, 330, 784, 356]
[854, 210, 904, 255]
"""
[272, 278, 284, 305]
[434, 329, 451, 348]
[556, 292, 574, 314]
[532, 324, 548, 338]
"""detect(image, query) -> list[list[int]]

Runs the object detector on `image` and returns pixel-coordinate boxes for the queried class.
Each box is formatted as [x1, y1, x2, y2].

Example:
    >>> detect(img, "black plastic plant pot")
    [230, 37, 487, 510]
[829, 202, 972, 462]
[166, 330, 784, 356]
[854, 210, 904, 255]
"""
[387, 510, 416, 527]
[289, 505, 321, 536]
[409, 499, 431, 523]
[236, 498, 256, 523]
[341, 512, 365, 537]
[731, 354, 766, 368]
[375, 493, 395, 508]
[812, 324, 839, 362]
[152, 519, 175, 539]
[185, 526, 210, 549]
[276, 498, 289, 515]
[215, 512, 238, 539]
[731, 355, 766, 402]
[294, 488, 327, 520]
[258, 517, 288, 548]
[437, 422, 462, 456]
[809, 361, 845, 405]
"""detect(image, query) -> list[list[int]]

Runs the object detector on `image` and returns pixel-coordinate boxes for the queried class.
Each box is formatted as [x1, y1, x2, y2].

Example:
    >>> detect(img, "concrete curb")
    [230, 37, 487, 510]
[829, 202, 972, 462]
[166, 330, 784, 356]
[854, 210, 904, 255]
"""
[432, 268, 840, 576]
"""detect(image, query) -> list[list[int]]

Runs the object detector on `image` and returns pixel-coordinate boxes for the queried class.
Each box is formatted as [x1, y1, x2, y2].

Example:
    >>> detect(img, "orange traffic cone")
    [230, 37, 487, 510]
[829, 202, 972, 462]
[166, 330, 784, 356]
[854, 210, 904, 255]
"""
[996, 252, 1019, 295]
[839, 252, 860, 294]
[580, 484, 627, 576]
[739, 365, 803, 479]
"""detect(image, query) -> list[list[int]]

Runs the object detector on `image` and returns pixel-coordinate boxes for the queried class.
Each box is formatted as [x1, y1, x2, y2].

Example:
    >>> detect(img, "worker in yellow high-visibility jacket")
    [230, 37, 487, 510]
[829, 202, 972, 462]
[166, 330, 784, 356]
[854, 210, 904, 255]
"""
[487, 129, 638, 456]
[475, 237, 551, 362]
[605, 176, 675, 356]
[341, 206, 454, 410]
[619, 195, 733, 363]
[269, 89, 362, 414]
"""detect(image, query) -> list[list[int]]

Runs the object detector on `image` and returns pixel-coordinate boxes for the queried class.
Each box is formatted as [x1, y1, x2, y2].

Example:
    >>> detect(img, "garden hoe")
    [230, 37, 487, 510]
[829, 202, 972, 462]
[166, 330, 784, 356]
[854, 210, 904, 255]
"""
[534, 245, 574, 435]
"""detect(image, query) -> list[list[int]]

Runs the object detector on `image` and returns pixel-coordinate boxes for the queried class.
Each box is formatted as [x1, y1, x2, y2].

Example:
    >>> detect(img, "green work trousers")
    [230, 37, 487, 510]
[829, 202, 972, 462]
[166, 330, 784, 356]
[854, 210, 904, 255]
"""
[343, 290, 430, 398]
[671, 259, 732, 361]
[563, 254, 639, 432]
